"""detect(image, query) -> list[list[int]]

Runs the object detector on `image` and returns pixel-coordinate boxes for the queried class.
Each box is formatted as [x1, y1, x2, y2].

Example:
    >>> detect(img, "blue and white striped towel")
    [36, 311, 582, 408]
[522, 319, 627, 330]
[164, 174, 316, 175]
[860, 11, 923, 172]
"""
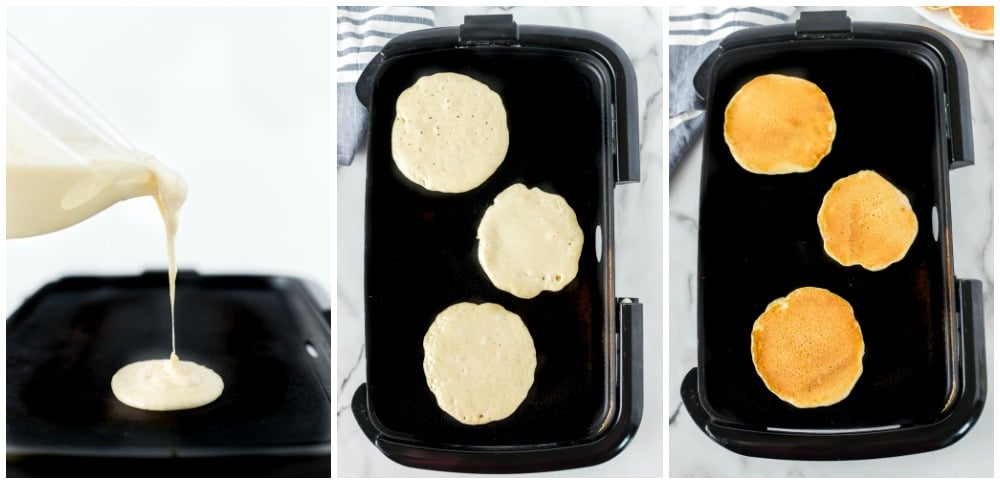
[337, 6, 435, 166]
[668, 7, 797, 176]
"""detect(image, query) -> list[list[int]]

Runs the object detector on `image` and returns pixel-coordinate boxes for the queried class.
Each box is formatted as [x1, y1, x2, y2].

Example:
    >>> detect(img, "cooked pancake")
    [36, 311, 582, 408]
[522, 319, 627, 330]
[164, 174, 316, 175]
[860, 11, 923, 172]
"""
[391, 72, 509, 193]
[724, 74, 836, 174]
[477, 183, 584, 299]
[949, 6, 994, 34]
[423, 302, 536, 425]
[751, 287, 864, 408]
[924, 6, 948, 10]
[818, 170, 918, 271]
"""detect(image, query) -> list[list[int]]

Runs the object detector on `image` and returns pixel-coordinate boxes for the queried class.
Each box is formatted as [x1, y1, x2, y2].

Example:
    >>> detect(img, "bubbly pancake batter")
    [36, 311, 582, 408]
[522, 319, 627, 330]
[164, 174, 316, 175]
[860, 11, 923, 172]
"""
[477, 183, 584, 299]
[724, 73, 836, 174]
[818, 170, 918, 271]
[391, 72, 509, 193]
[751, 287, 864, 408]
[423, 302, 536, 425]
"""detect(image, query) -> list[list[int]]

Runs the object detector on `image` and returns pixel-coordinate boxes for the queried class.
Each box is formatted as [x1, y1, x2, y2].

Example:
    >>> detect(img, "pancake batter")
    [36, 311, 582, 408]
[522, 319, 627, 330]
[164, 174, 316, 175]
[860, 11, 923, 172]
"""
[111, 353, 224, 411]
[477, 183, 584, 299]
[423, 302, 536, 425]
[391, 72, 509, 193]
[108, 155, 224, 411]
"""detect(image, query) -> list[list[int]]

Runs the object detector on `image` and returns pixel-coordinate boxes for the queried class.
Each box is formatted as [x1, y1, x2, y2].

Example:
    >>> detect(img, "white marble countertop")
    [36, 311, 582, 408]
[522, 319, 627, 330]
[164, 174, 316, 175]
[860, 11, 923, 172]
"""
[668, 7, 993, 477]
[337, 6, 663, 477]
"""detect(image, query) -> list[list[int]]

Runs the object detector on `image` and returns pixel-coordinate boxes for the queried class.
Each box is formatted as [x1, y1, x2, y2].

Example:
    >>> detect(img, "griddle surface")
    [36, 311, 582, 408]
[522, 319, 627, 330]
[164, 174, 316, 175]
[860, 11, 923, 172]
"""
[7, 273, 330, 456]
[699, 44, 954, 429]
[364, 46, 616, 446]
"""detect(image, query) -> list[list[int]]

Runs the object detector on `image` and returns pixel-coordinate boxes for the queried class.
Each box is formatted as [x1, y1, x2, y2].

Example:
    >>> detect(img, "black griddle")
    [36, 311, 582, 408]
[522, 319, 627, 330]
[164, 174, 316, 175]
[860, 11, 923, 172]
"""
[352, 15, 643, 473]
[6, 271, 331, 476]
[681, 11, 987, 460]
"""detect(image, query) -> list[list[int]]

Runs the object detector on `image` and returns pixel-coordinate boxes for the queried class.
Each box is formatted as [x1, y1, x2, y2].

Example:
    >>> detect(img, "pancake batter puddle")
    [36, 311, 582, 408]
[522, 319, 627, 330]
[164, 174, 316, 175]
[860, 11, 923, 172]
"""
[111, 353, 224, 411]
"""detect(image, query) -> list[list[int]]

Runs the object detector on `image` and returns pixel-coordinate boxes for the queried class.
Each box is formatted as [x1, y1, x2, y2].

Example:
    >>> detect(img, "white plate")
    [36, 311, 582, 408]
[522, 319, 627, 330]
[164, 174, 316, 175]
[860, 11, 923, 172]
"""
[912, 7, 993, 41]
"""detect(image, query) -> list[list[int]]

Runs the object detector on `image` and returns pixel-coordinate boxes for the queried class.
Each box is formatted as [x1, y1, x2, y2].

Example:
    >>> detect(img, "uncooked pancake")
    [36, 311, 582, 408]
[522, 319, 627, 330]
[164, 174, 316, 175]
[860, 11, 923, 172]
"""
[111, 353, 224, 411]
[391, 72, 509, 193]
[724, 73, 836, 174]
[818, 170, 918, 271]
[949, 6, 994, 34]
[751, 287, 864, 408]
[477, 183, 584, 299]
[423, 302, 536, 425]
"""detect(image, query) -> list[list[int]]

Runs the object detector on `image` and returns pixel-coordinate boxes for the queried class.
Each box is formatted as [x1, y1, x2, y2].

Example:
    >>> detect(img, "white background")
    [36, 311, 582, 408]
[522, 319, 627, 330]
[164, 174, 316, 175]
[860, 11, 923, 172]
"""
[6, 7, 331, 316]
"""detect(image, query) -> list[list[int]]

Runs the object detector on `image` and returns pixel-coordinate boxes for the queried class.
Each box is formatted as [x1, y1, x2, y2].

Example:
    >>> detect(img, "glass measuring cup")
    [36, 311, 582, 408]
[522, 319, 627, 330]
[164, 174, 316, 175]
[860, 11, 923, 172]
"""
[6, 32, 178, 239]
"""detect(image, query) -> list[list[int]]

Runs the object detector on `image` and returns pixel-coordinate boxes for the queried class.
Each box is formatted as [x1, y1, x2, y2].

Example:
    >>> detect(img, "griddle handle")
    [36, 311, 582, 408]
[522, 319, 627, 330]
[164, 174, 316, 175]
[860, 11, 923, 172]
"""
[681, 279, 986, 460]
[794, 11, 852, 38]
[355, 52, 385, 109]
[680, 367, 711, 432]
[614, 43, 641, 183]
[351, 383, 383, 444]
[459, 15, 519, 44]
[945, 44, 975, 169]
[692, 49, 722, 103]
[617, 297, 644, 443]
[956, 278, 987, 411]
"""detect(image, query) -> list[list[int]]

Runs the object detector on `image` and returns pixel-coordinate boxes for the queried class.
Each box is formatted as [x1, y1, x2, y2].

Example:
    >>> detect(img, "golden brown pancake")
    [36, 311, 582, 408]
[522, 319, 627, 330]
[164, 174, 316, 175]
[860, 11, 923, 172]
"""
[818, 170, 918, 271]
[724, 74, 836, 174]
[924, 6, 948, 10]
[949, 6, 994, 34]
[751, 287, 864, 408]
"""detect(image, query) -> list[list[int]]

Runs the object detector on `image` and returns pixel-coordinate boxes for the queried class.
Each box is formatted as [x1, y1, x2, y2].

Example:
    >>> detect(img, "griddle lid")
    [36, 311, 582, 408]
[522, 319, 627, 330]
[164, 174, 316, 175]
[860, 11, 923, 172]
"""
[354, 14, 641, 184]
[691, 10, 974, 168]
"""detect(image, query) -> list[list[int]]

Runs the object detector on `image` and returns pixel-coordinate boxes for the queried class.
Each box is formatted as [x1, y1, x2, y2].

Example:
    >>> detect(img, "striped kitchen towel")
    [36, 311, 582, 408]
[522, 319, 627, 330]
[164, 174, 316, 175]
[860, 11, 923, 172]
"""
[668, 7, 796, 176]
[337, 6, 435, 166]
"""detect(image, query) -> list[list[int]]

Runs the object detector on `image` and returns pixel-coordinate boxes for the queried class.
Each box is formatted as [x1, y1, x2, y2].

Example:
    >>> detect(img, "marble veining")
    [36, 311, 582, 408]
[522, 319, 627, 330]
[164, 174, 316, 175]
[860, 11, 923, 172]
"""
[668, 7, 994, 477]
[337, 6, 663, 477]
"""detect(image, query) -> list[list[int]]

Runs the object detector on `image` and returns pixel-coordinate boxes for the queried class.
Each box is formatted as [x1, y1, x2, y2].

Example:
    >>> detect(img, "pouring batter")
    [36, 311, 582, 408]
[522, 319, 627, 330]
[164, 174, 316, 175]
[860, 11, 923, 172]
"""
[107, 154, 224, 411]
[7, 149, 224, 410]
[7, 35, 223, 410]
